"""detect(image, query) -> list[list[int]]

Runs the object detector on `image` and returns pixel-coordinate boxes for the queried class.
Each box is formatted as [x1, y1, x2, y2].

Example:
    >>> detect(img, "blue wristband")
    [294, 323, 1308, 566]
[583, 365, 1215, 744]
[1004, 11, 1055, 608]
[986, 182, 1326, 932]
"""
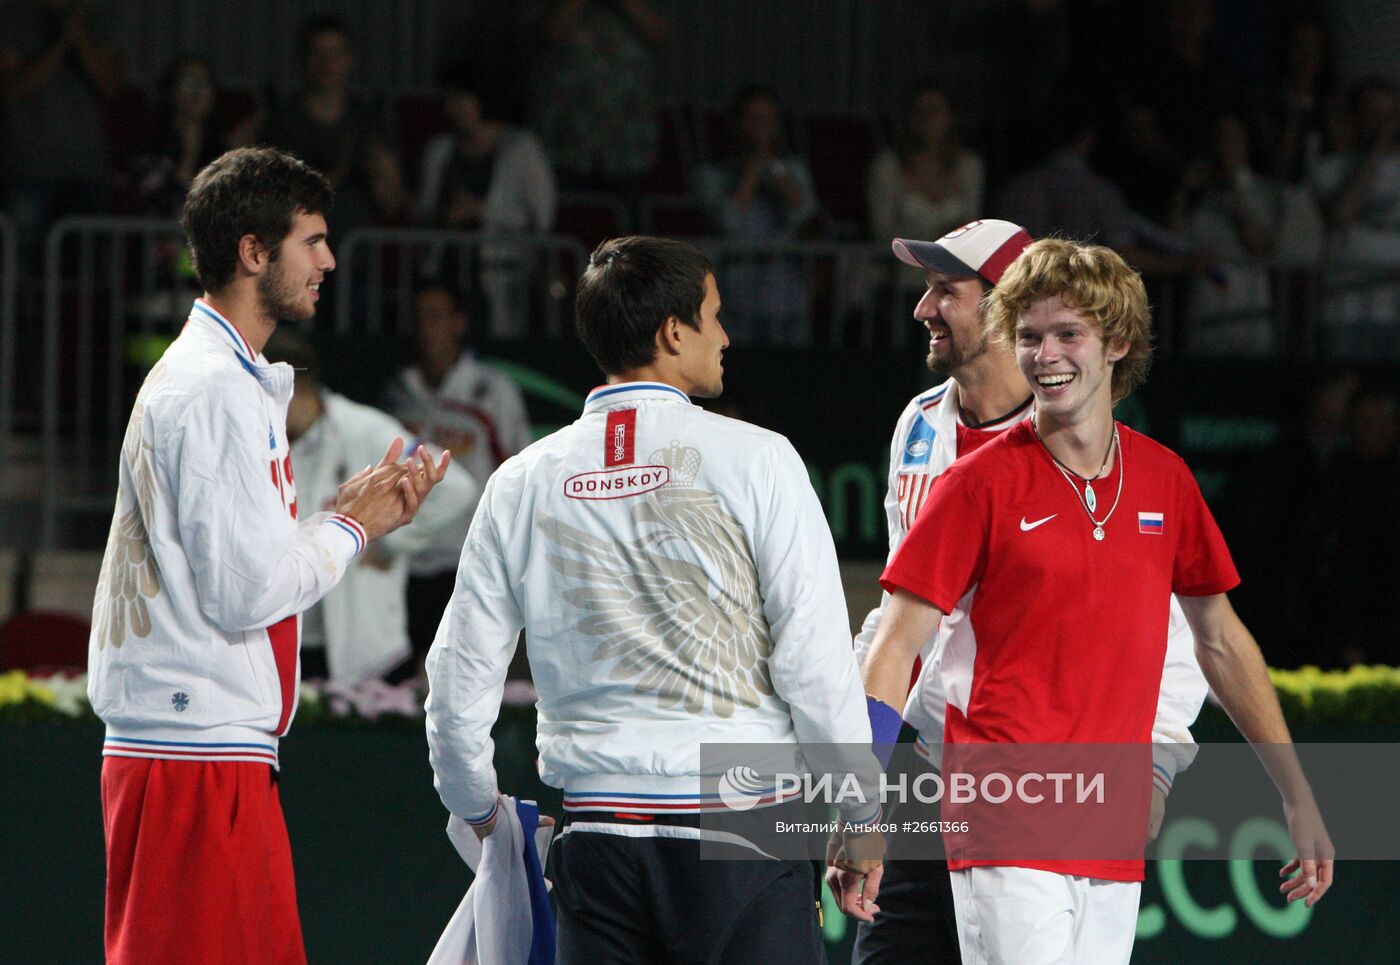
[867, 696, 903, 768]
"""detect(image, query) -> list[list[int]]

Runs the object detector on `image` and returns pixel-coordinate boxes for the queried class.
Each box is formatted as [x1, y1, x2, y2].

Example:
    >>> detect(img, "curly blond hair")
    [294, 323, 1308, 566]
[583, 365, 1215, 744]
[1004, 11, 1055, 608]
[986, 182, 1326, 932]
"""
[983, 238, 1153, 403]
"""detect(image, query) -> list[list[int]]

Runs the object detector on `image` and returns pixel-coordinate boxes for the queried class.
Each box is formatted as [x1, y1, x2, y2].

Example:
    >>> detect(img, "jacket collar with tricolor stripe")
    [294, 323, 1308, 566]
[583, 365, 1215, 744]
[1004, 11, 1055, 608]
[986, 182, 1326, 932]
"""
[583, 381, 693, 412]
[187, 298, 293, 399]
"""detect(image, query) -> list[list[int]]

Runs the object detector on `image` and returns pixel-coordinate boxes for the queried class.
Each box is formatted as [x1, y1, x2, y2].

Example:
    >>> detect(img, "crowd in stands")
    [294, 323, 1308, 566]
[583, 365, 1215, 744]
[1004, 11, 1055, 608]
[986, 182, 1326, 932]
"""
[1222, 371, 1400, 669]
[2, 0, 1398, 353]
[5, 1, 1400, 678]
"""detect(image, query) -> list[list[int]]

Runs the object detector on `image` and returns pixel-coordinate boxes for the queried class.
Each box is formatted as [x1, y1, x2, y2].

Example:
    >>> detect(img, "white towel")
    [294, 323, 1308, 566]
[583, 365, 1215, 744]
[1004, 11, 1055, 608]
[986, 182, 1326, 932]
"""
[427, 796, 556, 965]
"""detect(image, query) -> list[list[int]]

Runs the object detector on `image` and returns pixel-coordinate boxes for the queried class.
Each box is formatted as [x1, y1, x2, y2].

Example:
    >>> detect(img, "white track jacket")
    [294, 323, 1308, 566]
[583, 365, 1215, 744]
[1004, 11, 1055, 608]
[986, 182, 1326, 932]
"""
[853, 379, 1208, 793]
[426, 382, 874, 827]
[88, 300, 368, 767]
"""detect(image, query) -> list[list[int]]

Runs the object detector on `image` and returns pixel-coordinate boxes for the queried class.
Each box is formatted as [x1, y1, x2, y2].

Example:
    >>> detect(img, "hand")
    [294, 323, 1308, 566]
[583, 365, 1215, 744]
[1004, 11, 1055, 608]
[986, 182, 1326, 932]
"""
[824, 829, 885, 922]
[470, 809, 556, 841]
[1278, 794, 1335, 908]
[334, 439, 410, 542]
[471, 811, 498, 841]
[1147, 786, 1166, 840]
[391, 441, 452, 531]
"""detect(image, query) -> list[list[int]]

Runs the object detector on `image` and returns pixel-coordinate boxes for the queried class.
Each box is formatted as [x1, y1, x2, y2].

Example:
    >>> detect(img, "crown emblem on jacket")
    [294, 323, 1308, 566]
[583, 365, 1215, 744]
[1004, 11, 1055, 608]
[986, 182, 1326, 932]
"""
[650, 440, 701, 487]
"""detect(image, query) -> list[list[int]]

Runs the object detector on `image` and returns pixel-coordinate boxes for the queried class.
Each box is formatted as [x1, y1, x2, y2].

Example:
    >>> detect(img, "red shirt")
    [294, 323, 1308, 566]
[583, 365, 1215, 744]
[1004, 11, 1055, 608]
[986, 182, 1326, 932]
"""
[882, 421, 1238, 879]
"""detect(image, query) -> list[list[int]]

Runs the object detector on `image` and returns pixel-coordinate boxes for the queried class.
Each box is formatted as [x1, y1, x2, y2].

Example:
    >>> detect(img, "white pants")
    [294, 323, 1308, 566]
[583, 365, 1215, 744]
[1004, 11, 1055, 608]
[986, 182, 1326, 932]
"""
[950, 866, 1140, 965]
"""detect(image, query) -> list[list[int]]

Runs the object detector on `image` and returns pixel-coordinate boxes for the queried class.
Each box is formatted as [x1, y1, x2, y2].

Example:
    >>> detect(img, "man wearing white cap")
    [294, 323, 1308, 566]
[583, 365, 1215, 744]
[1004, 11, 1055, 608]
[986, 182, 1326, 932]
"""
[830, 221, 1210, 964]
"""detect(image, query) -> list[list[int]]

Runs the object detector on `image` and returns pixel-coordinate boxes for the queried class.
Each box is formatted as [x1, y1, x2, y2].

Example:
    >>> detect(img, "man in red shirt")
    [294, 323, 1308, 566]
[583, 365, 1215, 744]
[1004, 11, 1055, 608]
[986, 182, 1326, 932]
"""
[842, 238, 1334, 963]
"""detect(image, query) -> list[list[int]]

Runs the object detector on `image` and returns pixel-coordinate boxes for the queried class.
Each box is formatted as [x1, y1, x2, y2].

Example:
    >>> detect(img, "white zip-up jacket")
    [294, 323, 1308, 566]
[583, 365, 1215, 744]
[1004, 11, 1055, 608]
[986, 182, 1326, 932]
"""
[853, 379, 1208, 793]
[88, 300, 368, 767]
[426, 382, 875, 826]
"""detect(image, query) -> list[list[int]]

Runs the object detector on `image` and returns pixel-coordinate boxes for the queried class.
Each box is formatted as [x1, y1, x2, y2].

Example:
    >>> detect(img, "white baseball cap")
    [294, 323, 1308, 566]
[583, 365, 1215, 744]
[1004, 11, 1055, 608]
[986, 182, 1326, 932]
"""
[892, 219, 1033, 286]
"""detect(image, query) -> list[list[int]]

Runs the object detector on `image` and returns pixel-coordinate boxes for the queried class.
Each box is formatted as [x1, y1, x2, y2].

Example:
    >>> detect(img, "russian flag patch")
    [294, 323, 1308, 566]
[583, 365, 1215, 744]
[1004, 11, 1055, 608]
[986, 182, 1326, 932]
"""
[1139, 512, 1164, 534]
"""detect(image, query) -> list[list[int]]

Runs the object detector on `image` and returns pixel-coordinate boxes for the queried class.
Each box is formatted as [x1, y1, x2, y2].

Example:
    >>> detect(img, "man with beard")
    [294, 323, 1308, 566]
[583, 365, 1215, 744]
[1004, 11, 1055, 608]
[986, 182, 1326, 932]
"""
[845, 237, 1332, 964]
[834, 221, 1209, 963]
[88, 146, 450, 964]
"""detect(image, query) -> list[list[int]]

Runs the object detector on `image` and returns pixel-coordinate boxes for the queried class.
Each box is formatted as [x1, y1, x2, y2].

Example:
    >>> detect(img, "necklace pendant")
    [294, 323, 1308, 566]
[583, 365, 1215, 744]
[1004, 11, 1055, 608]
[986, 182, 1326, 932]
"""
[1084, 482, 1097, 513]
[1093, 526, 1105, 541]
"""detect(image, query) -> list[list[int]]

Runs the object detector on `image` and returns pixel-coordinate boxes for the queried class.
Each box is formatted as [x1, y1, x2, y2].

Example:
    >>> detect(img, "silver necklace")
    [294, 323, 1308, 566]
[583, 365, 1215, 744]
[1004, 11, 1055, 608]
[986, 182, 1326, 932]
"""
[1033, 419, 1124, 541]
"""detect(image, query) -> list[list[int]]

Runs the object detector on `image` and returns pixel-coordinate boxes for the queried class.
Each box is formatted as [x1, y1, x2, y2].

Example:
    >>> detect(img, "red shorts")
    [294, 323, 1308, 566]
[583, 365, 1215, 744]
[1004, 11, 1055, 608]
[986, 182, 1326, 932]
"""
[101, 757, 307, 965]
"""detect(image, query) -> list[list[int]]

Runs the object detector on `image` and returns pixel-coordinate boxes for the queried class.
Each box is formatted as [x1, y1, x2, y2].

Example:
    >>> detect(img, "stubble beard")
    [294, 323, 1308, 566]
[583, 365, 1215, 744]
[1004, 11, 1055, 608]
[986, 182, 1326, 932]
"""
[257, 257, 314, 323]
[926, 331, 988, 376]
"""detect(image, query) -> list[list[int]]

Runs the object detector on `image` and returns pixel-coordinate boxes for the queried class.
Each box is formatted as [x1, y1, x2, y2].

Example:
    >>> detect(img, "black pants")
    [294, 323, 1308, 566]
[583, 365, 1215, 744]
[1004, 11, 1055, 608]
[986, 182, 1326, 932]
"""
[401, 571, 459, 674]
[852, 856, 961, 965]
[549, 826, 826, 965]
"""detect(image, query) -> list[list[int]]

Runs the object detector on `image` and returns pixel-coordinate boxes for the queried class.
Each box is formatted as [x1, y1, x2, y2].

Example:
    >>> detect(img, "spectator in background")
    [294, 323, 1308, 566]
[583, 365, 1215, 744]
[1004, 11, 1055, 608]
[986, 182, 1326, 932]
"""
[264, 330, 479, 685]
[1264, 16, 1338, 185]
[384, 279, 532, 665]
[261, 14, 407, 233]
[129, 57, 226, 218]
[532, 0, 668, 228]
[995, 101, 1201, 279]
[1220, 370, 1357, 669]
[416, 65, 557, 339]
[867, 83, 985, 297]
[698, 85, 818, 344]
[1175, 112, 1323, 355]
[1319, 385, 1400, 666]
[1313, 78, 1400, 357]
[0, 0, 122, 253]
[416, 66, 556, 235]
[994, 106, 1134, 251]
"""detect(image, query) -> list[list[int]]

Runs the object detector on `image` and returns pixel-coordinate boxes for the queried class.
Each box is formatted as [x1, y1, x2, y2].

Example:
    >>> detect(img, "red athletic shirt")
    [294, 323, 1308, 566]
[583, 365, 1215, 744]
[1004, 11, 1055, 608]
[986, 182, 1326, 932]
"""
[882, 421, 1239, 880]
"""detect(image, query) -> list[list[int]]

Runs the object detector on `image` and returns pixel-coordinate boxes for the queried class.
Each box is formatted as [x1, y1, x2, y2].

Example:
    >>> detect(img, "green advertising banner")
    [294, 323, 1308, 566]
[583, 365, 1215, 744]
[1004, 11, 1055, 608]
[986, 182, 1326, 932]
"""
[3, 721, 1395, 964]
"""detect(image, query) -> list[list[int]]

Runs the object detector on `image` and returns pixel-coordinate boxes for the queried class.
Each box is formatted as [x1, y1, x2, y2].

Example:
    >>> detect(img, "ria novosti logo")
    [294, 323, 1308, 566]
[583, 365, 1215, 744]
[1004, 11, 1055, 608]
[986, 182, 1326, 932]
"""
[714, 767, 1109, 812]
[717, 765, 771, 812]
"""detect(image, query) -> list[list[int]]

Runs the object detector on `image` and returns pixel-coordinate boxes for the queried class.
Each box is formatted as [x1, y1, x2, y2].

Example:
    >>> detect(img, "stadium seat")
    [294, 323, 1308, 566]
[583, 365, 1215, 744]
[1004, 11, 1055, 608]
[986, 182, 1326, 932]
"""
[798, 109, 882, 233]
[0, 610, 90, 675]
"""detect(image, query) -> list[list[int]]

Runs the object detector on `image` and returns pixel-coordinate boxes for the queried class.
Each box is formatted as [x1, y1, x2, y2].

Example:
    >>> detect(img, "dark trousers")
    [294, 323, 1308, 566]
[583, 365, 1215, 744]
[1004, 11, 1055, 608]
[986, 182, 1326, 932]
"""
[549, 826, 826, 965]
[852, 856, 961, 965]
[398, 571, 459, 681]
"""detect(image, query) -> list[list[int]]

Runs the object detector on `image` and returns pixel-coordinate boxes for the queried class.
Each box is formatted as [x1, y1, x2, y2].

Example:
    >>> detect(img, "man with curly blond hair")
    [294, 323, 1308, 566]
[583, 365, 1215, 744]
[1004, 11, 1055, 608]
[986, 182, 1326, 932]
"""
[852, 238, 1334, 963]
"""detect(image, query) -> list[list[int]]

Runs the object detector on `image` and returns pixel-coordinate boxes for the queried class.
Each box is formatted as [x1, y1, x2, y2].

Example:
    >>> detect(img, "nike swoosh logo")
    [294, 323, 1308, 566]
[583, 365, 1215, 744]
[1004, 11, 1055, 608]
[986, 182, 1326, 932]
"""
[1020, 514, 1057, 531]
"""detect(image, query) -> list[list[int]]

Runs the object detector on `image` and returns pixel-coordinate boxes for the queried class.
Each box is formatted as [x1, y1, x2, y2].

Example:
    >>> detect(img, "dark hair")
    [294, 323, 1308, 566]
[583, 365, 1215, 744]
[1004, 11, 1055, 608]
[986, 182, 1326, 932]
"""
[898, 80, 961, 163]
[297, 14, 352, 60]
[413, 275, 467, 312]
[730, 83, 780, 118]
[181, 147, 334, 293]
[575, 236, 713, 375]
[435, 62, 506, 122]
[261, 328, 322, 387]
